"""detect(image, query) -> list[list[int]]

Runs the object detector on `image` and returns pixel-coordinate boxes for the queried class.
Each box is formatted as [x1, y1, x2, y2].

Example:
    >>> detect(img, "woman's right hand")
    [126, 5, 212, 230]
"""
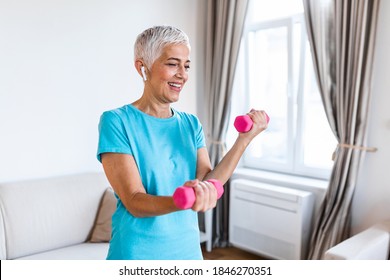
[183, 179, 218, 212]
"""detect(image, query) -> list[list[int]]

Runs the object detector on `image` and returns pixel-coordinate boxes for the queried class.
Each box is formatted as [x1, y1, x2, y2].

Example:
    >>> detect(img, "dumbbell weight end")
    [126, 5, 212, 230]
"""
[173, 179, 224, 210]
[234, 113, 270, 133]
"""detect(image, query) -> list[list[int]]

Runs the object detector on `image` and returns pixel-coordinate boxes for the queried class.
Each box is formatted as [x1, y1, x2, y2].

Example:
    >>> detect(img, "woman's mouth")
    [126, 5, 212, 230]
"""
[168, 82, 182, 90]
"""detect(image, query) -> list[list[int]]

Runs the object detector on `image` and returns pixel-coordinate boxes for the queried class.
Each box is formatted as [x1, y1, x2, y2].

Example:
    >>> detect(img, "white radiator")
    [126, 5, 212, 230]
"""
[229, 179, 315, 260]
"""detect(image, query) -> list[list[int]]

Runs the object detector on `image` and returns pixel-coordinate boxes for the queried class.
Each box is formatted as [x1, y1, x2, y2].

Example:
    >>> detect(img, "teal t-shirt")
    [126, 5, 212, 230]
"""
[97, 104, 206, 260]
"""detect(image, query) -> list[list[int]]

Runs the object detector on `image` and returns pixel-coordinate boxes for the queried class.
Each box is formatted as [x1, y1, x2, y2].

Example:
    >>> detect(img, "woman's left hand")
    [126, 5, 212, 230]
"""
[239, 109, 268, 140]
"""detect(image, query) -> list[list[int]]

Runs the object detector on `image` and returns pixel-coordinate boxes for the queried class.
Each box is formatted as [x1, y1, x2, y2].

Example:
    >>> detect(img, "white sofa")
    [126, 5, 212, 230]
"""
[0, 172, 115, 260]
[324, 221, 390, 260]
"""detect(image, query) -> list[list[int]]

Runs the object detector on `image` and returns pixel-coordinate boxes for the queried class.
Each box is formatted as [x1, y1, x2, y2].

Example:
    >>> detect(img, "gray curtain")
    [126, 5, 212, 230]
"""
[203, 0, 249, 247]
[303, 0, 380, 259]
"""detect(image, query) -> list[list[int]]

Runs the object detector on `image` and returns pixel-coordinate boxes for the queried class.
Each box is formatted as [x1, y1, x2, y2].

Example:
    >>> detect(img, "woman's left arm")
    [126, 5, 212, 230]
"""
[196, 110, 268, 184]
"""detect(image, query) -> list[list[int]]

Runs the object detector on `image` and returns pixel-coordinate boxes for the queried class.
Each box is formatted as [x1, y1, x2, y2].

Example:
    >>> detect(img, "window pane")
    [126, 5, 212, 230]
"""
[251, 0, 303, 22]
[233, 0, 335, 179]
[246, 27, 289, 164]
[301, 43, 337, 169]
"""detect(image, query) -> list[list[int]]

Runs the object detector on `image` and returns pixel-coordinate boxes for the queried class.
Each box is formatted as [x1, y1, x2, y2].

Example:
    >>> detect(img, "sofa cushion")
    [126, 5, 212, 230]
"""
[89, 187, 116, 243]
[15, 243, 109, 260]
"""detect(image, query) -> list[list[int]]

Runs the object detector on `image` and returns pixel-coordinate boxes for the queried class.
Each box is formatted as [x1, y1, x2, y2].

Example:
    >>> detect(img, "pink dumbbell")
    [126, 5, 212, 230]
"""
[234, 112, 270, 133]
[173, 179, 224, 210]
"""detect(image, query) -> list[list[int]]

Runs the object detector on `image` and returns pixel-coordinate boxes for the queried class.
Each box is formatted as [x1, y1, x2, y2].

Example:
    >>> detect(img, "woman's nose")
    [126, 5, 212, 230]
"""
[175, 65, 188, 79]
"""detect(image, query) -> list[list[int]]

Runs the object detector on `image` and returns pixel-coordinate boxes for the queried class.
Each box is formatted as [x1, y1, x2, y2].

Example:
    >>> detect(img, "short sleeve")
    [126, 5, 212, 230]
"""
[194, 116, 206, 149]
[97, 110, 133, 162]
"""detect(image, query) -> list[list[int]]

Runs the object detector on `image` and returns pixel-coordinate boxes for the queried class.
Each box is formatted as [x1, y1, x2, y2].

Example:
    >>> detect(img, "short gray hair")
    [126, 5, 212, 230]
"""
[134, 25, 190, 69]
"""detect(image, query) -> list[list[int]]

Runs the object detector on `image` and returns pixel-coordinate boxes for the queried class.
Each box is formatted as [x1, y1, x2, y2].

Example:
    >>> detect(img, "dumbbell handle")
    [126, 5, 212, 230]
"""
[234, 112, 270, 133]
[173, 179, 224, 210]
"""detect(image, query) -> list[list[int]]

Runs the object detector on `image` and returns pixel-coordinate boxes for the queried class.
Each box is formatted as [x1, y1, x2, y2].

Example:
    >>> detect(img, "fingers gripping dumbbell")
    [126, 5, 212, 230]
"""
[234, 112, 270, 133]
[173, 179, 224, 210]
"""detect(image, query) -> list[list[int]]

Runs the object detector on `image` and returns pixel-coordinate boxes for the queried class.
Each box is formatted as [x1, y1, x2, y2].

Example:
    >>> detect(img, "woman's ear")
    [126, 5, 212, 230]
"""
[135, 60, 147, 81]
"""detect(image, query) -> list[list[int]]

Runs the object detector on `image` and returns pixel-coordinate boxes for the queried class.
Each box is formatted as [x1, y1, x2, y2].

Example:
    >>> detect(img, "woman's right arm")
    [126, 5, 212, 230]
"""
[101, 152, 178, 217]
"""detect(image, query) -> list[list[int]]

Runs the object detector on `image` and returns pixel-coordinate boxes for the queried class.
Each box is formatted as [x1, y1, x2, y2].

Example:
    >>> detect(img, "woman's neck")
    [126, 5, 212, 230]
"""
[132, 97, 172, 119]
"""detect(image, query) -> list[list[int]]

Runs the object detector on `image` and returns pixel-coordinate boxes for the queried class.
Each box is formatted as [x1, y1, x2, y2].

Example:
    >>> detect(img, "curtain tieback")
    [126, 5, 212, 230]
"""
[209, 140, 225, 145]
[332, 143, 378, 160]
[338, 143, 378, 152]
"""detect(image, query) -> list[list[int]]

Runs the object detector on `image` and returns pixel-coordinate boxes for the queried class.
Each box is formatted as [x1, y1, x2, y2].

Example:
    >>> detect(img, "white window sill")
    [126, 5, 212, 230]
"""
[232, 167, 329, 192]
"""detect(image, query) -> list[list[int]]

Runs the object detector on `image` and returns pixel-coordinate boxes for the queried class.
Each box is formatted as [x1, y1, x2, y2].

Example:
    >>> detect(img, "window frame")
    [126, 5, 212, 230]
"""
[238, 13, 333, 180]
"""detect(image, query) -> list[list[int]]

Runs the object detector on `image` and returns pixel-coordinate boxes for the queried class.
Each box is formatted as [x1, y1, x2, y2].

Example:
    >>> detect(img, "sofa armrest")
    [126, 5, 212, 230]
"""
[324, 221, 390, 260]
[0, 172, 109, 259]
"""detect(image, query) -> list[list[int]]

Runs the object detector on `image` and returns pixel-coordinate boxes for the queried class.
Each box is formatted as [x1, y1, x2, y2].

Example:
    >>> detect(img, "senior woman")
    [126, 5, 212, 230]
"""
[97, 25, 268, 260]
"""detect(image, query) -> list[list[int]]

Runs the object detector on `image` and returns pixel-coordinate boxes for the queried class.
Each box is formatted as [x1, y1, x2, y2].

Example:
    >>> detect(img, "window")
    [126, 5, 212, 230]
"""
[228, 0, 337, 179]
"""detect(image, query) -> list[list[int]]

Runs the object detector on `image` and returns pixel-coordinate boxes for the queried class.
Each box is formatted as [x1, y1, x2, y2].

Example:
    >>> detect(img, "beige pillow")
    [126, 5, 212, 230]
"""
[89, 187, 116, 242]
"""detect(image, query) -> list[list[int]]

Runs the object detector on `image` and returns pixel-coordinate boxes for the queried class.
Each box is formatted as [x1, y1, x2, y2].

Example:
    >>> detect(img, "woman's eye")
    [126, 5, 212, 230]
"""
[166, 63, 190, 71]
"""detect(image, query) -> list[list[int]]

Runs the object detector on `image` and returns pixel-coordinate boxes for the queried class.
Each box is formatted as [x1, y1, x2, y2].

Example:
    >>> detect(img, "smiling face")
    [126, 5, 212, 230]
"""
[145, 44, 190, 104]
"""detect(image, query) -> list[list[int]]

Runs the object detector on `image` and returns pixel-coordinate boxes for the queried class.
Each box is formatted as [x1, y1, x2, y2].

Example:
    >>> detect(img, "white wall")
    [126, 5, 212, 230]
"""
[352, 0, 390, 233]
[0, 0, 203, 182]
